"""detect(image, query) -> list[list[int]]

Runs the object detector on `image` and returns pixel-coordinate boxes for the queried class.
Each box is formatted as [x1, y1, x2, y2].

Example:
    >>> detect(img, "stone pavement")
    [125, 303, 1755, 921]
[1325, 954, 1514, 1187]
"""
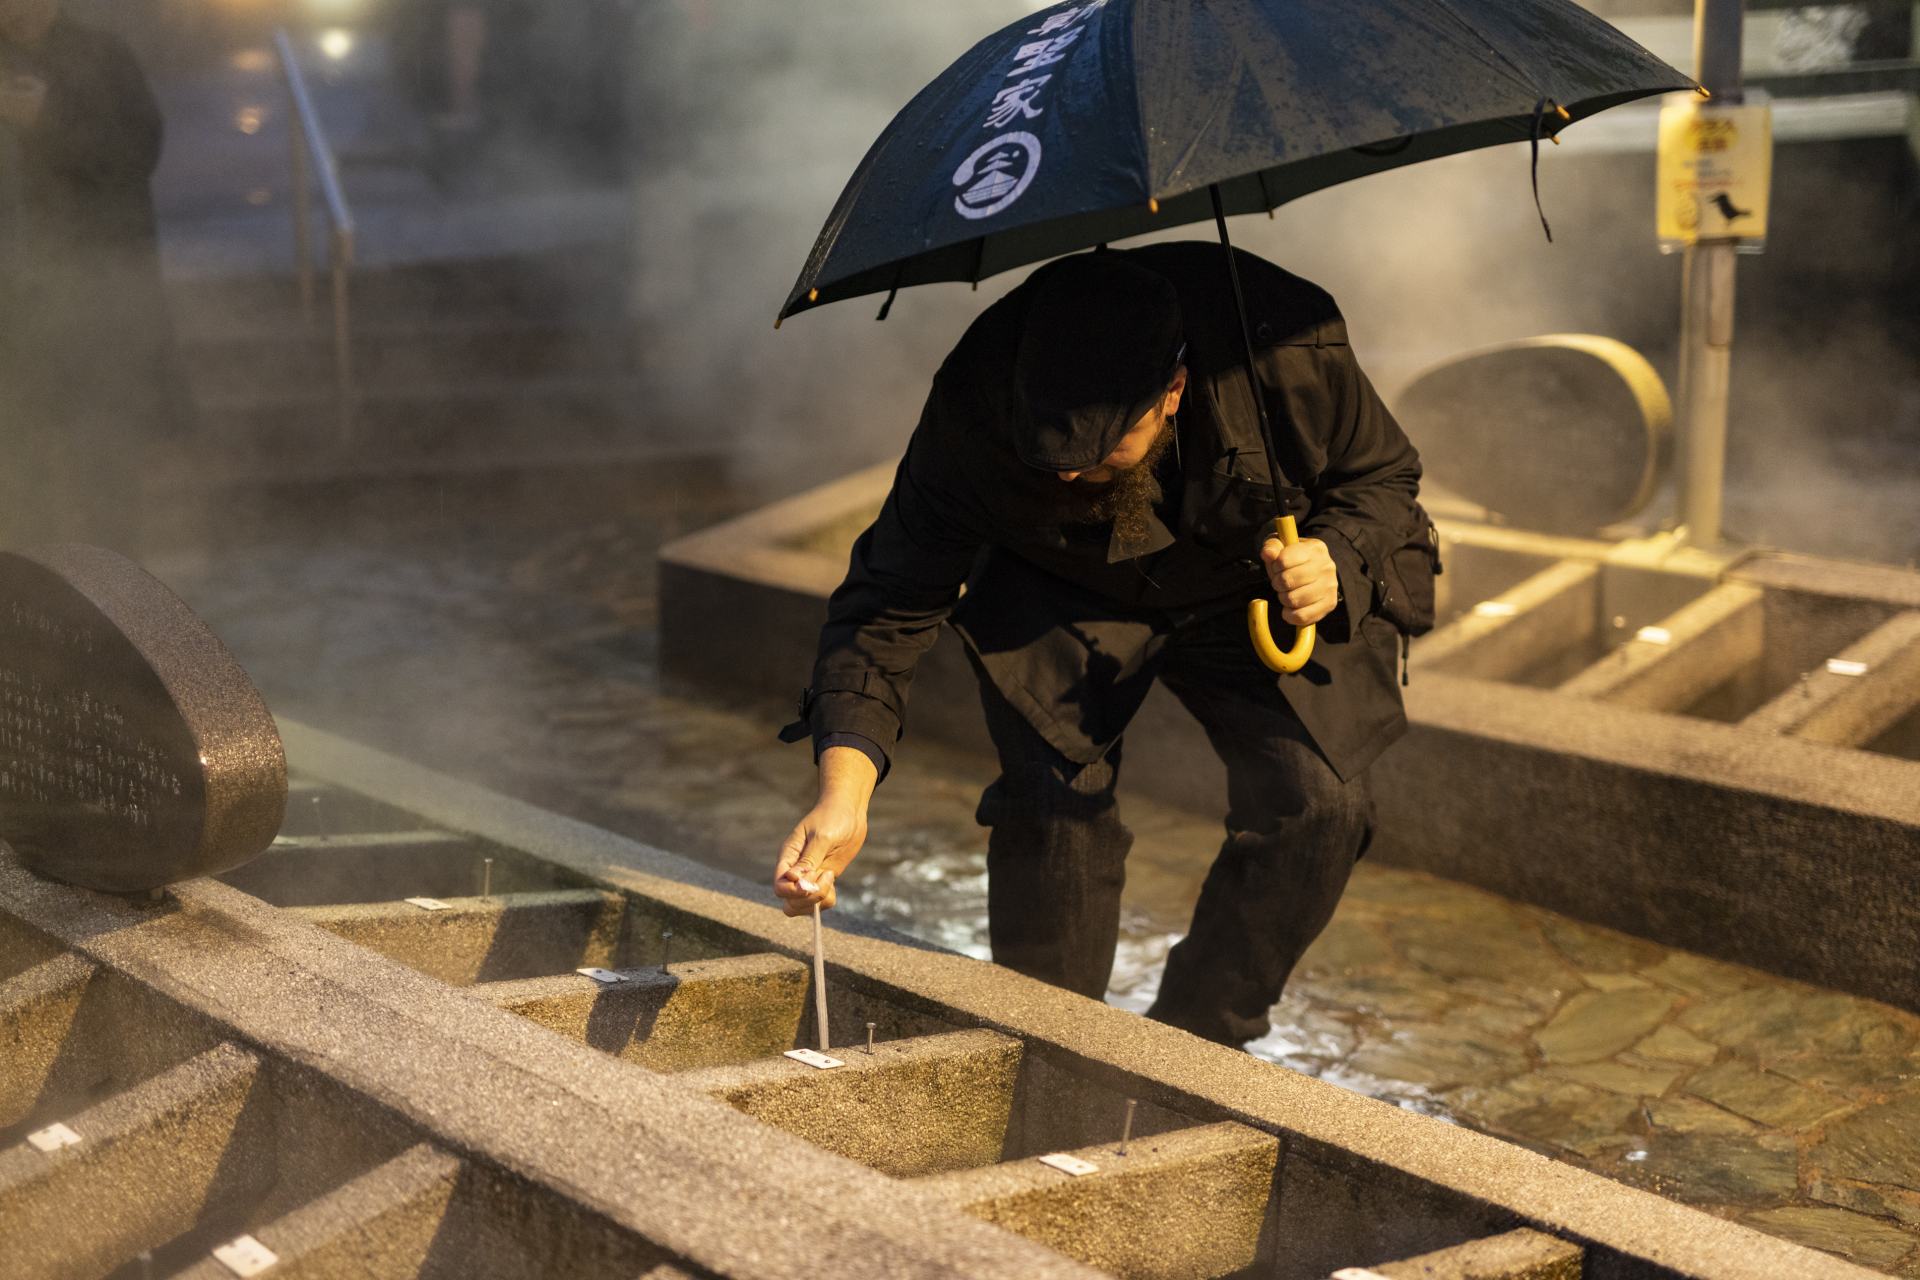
[165, 496, 1920, 1277]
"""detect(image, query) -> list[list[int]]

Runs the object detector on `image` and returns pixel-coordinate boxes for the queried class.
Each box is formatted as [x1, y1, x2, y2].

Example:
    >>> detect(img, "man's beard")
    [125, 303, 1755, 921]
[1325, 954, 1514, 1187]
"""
[1051, 417, 1176, 554]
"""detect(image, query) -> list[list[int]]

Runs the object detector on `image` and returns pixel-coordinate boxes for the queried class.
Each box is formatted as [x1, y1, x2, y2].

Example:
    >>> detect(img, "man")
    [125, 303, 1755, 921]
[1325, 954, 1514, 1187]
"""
[773, 243, 1436, 1046]
[0, 0, 174, 549]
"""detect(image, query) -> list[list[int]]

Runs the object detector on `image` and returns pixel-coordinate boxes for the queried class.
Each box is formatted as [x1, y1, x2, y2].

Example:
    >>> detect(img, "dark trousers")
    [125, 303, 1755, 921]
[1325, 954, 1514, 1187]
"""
[972, 611, 1374, 1046]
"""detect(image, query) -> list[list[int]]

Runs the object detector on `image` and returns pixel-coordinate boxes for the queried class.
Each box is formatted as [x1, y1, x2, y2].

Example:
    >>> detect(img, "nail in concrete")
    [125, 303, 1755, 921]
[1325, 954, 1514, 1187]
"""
[1118, 1099, 1136, 1156]
[138, 1252, 153, 1280]
[811, 903, 830, 1051]
[661, 926, 674, 972]
[481, 856, 494, 900]
[866, 1022, 877, 1055]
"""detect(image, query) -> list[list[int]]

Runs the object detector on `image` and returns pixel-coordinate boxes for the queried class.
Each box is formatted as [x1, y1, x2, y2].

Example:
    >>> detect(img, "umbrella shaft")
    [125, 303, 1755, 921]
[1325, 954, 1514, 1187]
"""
[1209, 185, 1289, 511]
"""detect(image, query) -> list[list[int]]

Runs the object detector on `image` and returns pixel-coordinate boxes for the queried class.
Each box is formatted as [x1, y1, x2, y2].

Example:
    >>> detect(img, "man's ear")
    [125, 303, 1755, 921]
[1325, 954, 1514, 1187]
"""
[1165, 364, 1188, 414]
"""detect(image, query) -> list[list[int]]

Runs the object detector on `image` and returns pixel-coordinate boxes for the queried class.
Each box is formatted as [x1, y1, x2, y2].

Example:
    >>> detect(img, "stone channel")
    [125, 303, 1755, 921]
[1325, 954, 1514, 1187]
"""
[134, 485, 1920, 1277]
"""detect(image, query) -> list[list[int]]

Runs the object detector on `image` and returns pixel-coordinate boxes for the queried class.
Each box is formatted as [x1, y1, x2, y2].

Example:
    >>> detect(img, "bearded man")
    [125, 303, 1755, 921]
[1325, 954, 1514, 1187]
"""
[773, 243, 1436, 1046]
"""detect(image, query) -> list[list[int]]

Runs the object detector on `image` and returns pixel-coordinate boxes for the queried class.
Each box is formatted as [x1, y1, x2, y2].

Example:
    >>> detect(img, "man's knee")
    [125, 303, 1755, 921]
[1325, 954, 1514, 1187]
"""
[976, 749, 1121, 827]
[1229, 758, 1372, 850]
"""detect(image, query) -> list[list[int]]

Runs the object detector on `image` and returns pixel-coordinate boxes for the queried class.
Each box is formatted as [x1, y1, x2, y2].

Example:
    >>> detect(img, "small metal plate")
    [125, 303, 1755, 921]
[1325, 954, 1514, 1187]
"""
[1037, 1153, 1099, 1177]
[212, 1235, 279, 1276]
[783, 1048, 845, 1070]
[403, 897, 452, 911]
[1635, 625, 1673, 646]
[1472, 600, 1517, 619]
[1330, 1270, 1393, 1280]
[1826, 658, 1869, 677]
[576, 967, 626, 984]
[26, 1122, 80, 1153]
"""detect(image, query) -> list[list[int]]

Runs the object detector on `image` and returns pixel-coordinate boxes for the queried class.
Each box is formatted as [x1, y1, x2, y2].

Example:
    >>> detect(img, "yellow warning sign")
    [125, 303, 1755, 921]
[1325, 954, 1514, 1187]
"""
[1657, 94, 1772, 246]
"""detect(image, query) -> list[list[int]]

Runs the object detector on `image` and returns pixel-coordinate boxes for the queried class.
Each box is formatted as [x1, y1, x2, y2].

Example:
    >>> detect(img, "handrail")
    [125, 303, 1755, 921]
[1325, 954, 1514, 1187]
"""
[273, 27, 357, 443]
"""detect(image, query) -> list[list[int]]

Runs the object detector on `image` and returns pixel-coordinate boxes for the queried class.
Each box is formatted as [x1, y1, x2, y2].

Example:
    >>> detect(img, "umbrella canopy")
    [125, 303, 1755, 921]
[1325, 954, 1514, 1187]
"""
[780, 0, 1692, 323]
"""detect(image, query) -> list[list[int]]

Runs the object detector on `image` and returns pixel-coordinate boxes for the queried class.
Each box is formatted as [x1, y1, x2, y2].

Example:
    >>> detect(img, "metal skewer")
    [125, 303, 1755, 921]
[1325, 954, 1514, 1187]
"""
[866, 1021, 877, 1055]
[481, 856, 493, 900]
[1118, 1099, 1137, 1156]
[811, 902, 830, 1051]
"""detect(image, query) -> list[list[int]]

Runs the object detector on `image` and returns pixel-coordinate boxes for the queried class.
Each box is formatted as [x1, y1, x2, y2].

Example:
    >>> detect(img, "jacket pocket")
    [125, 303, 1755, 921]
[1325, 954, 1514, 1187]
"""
[1186, 465, 1306, 561]
[1378, 505, 1443, 637]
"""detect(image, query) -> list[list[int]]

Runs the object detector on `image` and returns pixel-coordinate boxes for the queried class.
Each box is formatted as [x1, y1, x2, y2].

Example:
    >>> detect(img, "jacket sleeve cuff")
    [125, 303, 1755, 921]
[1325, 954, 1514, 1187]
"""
[1307, 524, 1373, 637]
[778, 687, 900, 777]
[817, 732, 890, 783]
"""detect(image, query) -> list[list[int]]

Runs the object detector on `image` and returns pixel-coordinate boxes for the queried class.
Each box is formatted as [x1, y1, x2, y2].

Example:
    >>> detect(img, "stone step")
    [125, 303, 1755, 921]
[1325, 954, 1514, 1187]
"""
[918, 1121, 1282, 1280]
[165, 250, 629, 332]
[1329, 1226, 1583, 1279]
[1741, 610, 1920, 746]
[166, 1143, 463, 1280]
[678, 1029, 1025, 1178]
[291, 889, 627, 986]
[179, 318, 636, 402]
[191, 373, 663, 452]
[1558, 582, 1766, 710]
[176, 409, 730, 489]
[0, 1043, 268, 1279]
[221, 833, 580, 908]
[474, 953, 810, 1073]
[0, 962, 223, 1148]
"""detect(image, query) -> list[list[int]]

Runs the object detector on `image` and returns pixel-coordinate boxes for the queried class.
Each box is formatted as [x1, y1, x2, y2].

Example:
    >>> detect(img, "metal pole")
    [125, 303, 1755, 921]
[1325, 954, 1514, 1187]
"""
[289, 85, 313, 319]
[810, 903, 830, 1052]
[1676, 0, 1744, 547]
[330, 226, 355, 445]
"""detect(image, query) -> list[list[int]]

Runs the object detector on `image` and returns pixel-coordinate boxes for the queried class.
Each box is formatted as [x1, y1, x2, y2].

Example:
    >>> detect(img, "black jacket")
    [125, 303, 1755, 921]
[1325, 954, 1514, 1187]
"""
[790, 242, 1429, 781]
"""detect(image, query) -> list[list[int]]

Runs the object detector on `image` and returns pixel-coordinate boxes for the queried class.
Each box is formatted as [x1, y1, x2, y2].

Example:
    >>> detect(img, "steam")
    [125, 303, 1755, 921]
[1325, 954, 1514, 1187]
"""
[624, 1, 1916, 560]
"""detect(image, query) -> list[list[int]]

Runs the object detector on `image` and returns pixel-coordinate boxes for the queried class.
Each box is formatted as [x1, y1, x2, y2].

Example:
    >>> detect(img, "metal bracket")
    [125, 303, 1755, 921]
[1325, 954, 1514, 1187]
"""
[403, 897, 451, 911]
[783, 1048, 844, 1070]
[576, 967, 626, 984]
[26, 1123, 80, 1153]
[1037, 1153, 1099, 1177]
[213, 1234, 280, 1276]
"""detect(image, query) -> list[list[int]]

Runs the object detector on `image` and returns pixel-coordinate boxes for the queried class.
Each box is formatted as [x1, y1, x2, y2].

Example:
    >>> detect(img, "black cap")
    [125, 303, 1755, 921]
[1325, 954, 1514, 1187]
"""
[1013, 253, 1184, 472]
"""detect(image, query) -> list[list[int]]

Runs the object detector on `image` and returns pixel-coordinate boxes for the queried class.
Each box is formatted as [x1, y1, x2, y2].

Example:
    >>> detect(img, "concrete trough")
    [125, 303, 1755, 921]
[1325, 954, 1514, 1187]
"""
[659, 467, 1920, 1011]
[278, 722, 1892, 1280]
[291, 889, 629, 985]
[0, 849, 1110, 1280]
[919, 1121, 1281, 1280]
[222, 831, 586, 907]
[474, 953, 810, 1072]
[0, 957, 224, 1146]
[680, 1029, 1026, 1177]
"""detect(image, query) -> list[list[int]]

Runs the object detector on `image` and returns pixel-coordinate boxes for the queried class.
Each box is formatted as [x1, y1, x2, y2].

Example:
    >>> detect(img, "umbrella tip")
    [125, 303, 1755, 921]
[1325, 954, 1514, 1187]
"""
[1148, 198, 1160, 214]
[1697, 85, 1712, 100]
[1555, 103, 1570, 121]
[808, 287, 819, 302]
[774, 315, 784, 330]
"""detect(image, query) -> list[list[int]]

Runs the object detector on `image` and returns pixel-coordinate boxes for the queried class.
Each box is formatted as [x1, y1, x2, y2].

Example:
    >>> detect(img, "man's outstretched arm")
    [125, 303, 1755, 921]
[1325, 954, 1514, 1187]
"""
[773, 398, 986, 912]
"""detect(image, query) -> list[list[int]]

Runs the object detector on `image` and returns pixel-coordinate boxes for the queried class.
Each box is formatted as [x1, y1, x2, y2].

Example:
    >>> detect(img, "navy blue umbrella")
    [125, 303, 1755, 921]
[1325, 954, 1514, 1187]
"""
[779, 0, 1691, 672]
[780, 0, 1690, 322]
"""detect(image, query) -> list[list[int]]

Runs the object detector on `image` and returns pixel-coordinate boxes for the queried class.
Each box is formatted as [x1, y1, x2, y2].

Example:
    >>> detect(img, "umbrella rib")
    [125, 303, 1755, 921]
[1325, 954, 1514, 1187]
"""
[1423, 0, 1547, 98]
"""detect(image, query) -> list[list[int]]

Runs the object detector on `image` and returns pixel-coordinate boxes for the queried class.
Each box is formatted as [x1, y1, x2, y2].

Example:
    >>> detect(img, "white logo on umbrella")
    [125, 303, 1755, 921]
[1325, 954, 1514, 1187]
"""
[953, 132, 1042, 220]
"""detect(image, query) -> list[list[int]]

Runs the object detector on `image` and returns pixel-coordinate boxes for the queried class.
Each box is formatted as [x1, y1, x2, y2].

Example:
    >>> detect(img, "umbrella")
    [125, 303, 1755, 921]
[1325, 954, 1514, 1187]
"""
[778, 0, 1693, 670]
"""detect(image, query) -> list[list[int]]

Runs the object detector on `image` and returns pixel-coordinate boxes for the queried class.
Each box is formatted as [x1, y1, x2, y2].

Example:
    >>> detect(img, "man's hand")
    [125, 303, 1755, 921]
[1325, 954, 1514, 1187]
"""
[0, 75, 47, 129]
[773, 745, 878, 916]
[1261, 534, 1339, 627]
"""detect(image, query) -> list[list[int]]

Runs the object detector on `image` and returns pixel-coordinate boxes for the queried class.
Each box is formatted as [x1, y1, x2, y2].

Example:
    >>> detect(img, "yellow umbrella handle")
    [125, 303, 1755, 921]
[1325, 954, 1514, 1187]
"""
[1249, 515, 1316, 674]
